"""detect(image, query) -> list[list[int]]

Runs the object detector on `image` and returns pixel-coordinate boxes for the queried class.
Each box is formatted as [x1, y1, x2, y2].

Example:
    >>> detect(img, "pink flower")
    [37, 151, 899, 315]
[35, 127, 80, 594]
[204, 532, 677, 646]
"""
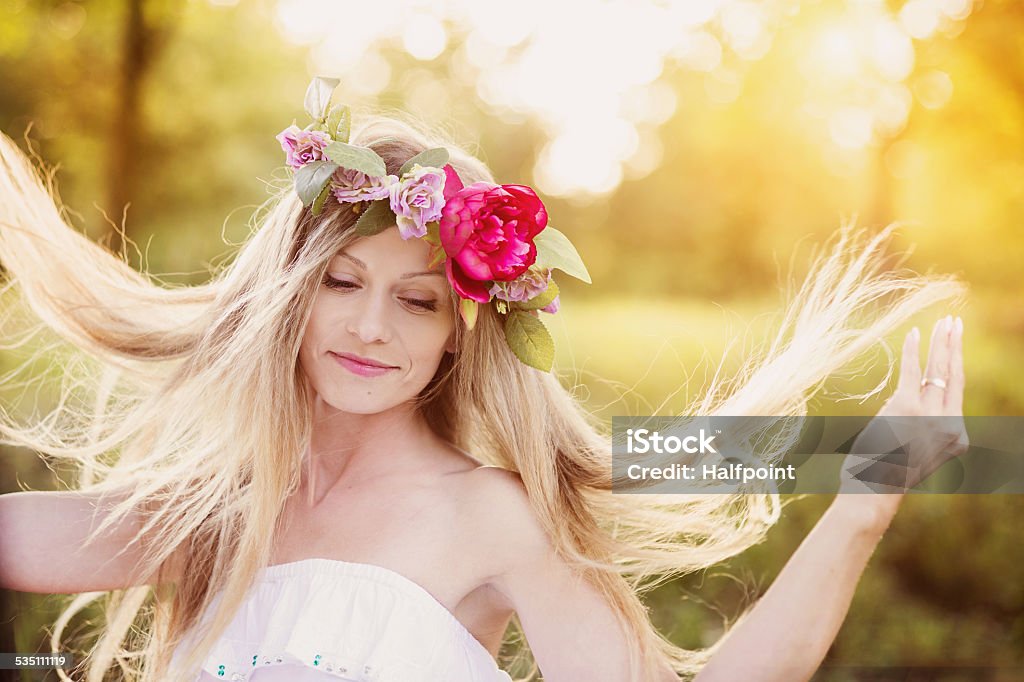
[331, 167, 396, 203]
[276, 125, 331, 169]
[439, 183, 549, 303]
[489, 268, 552, 302]
[389, 165, 446, 240]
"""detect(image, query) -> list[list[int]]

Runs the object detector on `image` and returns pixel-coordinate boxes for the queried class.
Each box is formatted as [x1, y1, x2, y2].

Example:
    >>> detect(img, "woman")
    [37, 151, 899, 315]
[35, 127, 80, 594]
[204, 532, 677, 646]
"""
[0, 78, 968, 682]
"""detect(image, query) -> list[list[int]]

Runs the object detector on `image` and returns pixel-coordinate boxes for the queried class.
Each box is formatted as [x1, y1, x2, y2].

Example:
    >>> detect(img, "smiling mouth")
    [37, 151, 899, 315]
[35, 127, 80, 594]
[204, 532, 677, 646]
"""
[334, 352, 395, 368]
[329, 352, 398, 377]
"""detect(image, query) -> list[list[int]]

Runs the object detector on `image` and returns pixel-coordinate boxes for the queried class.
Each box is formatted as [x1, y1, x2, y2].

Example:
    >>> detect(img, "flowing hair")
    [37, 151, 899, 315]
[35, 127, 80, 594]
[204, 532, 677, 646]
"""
[0, 112, 964, 681]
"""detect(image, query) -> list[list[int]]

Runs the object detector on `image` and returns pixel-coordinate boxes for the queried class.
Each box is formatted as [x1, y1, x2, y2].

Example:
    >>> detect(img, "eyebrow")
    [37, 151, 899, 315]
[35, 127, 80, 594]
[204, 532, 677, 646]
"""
[337, 252, 445, 279]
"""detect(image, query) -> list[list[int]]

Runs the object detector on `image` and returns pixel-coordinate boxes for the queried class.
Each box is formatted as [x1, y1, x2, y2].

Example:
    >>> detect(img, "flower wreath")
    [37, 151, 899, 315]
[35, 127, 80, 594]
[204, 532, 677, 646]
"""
[276, 77, 591, 372]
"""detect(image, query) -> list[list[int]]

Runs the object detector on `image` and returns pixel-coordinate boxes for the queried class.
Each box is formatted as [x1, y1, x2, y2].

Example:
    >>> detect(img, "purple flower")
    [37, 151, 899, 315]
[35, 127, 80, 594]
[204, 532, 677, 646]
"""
[276, 125, 331, 169]
[389, 165, 447, 240]
[331, 167, 397, 203]
[540, 295, 560, 314]
[489, 268, 552, 303]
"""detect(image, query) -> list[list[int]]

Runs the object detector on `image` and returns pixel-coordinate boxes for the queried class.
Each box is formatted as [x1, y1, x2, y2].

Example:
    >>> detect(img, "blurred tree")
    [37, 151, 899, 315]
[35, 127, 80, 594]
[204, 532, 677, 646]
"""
[106, 0, 184, 255]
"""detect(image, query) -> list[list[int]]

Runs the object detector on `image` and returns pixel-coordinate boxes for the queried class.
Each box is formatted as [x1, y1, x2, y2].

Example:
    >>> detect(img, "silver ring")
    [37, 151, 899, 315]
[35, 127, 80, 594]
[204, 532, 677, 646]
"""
[921, 376, 948, 390]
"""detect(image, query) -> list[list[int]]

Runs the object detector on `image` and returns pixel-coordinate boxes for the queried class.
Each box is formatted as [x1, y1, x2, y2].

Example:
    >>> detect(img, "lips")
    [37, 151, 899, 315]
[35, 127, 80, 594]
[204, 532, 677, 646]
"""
[329, 351, 398, 378]
[332, 352, 396, 369]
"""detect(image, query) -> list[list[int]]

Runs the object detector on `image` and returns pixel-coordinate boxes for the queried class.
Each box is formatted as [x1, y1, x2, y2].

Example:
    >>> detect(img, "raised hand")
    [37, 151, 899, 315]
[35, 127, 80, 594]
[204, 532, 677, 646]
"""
[843, 315, 969, 493]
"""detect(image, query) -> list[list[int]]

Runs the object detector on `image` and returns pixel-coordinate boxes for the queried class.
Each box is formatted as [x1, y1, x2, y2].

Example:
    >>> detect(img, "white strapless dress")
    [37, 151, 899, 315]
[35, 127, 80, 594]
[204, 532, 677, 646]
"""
[170, 557, 514, 682]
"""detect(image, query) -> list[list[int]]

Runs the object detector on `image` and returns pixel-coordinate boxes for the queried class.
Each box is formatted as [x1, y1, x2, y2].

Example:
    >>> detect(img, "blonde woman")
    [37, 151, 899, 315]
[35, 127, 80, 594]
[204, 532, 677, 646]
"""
[0, 78, 968, 682]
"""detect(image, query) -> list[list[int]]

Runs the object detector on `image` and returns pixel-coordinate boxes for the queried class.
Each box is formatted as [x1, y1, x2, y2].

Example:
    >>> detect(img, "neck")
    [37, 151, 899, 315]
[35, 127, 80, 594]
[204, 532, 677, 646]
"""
[303, 395, 436, 502]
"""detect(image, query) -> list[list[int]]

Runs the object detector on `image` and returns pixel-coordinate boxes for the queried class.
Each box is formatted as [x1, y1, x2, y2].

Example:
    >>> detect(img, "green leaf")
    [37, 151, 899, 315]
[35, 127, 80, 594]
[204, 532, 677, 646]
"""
[304, 76, 339, 121]
[399, 148, 451, 177]
[504, 311, 554, 372]
[327, 104, 351, 143]
[459, 298, 479, 329]
[295, 160, 338, 206]
[534, 226, 591, 284]
[353, 200, 396, 236]
[311, 182, 332, 216]
[423, 220, 441, 246]
[323, 141, 387, 177]
[513, 280, 559, 311]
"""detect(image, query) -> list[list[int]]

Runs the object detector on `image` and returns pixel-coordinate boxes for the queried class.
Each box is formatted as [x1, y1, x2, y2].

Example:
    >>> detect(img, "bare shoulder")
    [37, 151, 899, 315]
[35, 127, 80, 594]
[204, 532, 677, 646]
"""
[454, 467, 556, 575]
[455, 468, 642, 681]
[457, 467, 534, 527]
[452, 466, 645, 682]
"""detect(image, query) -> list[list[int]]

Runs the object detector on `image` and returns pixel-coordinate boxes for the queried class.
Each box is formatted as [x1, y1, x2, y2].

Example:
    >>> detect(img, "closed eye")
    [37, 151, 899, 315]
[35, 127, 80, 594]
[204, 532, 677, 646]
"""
[323, 275, 358, 291]
[401, 298, 438, 312]
[323, 276, 438, 312]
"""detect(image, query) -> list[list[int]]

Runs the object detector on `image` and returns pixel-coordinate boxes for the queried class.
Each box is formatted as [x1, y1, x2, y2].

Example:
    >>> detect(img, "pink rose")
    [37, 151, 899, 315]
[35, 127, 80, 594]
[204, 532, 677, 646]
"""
[439, 182, 549, 302]
[276, 125, 331, 169]
[488, 268, 552, 302]
[389, 165, 446, 240]
[331, 167, 396, 203]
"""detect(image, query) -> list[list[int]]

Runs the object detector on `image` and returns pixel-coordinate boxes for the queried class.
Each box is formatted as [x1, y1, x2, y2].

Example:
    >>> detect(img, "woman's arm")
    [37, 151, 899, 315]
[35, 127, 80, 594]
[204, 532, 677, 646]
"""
[0, 488, 182, 593]
[693, 494, 901, 681]
[473, 471, 902, 682]
[698, 316, 966, 681]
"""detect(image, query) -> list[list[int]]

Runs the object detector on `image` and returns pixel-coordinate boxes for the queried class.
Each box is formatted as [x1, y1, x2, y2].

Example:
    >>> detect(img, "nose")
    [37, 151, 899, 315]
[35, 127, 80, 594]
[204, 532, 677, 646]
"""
[344, 290, 393, 345]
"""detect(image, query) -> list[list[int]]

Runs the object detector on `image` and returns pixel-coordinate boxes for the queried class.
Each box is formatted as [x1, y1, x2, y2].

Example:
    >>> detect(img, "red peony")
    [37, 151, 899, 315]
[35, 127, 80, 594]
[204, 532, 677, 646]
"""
[438, 182, 549, 302]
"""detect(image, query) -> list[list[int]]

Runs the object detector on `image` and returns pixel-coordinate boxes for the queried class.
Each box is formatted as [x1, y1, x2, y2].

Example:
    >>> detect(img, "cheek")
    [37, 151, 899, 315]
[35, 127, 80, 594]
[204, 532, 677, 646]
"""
[297, 329, 319, 381]
[405, 317, 455, 363]
[299, 297, 331, 362]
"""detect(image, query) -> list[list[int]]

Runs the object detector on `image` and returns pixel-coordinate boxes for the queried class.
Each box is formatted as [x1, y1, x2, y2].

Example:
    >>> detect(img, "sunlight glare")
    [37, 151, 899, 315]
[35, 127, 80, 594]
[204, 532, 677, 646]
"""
[829, 108, 874, 149]
[899, 0, 942, 39]
[870, 20, 914, 82]
[402, 14, 447, 61]
[720, 2, 765, 53]
[672, 31, 722, 72]
[872, 83, 912, 135]
[938, 0, 973, 21]
[813, 26, 859, 79]
[537, 126, 625, 197]
[913, 70, 954, 109]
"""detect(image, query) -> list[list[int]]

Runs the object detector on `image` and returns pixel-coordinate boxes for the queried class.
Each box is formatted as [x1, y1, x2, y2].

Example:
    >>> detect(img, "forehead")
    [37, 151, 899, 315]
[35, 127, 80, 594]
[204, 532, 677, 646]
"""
[333, 227, 445, 279]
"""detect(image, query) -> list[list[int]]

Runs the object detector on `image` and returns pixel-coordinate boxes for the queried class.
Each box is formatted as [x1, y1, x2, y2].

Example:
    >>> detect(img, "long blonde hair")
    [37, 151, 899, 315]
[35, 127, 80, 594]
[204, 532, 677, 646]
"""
[0, 113, 964, 681]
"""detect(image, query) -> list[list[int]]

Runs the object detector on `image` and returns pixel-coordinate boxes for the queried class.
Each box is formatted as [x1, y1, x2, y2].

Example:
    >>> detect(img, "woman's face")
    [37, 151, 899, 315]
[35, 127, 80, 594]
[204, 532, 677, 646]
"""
[299, 226, 456, 415]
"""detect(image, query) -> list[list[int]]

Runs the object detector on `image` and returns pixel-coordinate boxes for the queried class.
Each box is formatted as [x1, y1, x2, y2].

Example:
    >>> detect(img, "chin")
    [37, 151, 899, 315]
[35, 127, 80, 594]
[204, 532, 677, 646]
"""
[316, 378, 427, 415]
[308, 363, 437, 416]
[321, 392, 401, 415]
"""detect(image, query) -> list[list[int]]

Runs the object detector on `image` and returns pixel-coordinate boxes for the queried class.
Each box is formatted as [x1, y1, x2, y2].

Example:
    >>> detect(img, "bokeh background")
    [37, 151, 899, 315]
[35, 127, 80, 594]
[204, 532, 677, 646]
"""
[0, 0, 1022, 679]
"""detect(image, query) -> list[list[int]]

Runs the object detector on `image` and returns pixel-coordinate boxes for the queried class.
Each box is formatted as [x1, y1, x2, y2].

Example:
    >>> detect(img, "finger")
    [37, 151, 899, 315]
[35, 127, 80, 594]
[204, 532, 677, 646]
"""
[945, 316, 964, 414]
[897, 327, 921, 395]
[921, 316, 954, 413]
